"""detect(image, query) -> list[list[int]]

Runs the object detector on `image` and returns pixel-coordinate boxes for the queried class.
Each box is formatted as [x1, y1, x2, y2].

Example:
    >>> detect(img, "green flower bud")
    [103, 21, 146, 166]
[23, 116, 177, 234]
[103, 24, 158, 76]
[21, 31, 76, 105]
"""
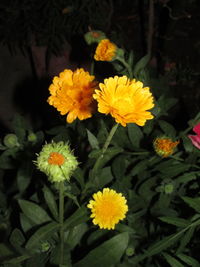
[40, 241, 51, 252]
[126, 247, 135, 256]
[27, 132, 37, 143]
[3, 134, 19, 148]
[84, 30, 106, 45]
[34, 141, 78, 183]
[164, 183, 174, 194]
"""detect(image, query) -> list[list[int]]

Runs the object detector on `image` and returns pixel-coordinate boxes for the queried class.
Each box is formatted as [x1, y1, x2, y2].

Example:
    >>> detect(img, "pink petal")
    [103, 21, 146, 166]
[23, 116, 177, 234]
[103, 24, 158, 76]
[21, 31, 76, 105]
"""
[188, 135, 200, 149]
[193, 123, 200, 135]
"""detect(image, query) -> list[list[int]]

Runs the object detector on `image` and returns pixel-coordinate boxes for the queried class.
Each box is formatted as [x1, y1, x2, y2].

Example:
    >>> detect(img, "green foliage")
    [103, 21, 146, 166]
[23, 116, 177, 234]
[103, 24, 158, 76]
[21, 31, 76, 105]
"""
[1, 24, 200, 267]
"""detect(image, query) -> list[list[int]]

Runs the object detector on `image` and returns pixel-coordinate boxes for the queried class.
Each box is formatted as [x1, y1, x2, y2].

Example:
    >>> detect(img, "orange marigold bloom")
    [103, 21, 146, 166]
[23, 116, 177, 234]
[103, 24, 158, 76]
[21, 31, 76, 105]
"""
[47, 68, 98, 123]
[93, 75, 154, 127]
[153, 137, 179, 158]
[94, 39, 117, 61]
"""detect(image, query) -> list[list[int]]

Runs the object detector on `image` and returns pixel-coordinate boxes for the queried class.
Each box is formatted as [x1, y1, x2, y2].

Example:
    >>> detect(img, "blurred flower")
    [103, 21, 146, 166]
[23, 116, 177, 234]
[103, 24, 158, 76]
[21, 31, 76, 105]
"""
[93, 76, 154, 126]
[188, 122, 200, 149]
[62, 6, 73, 14]
[94, 39, 117, 61]
[35, 141, 78, 183]
[153, 136, 179, 157]
[48, 68, 98, 123]
[87, 188, 128, 230]
[164, 62, 176, 72]
[3, 134, 20, 148]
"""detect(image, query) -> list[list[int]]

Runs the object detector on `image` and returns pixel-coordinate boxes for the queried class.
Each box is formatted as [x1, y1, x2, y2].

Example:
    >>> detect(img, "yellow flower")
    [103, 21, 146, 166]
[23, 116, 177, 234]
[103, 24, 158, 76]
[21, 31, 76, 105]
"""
[153, 136, 179, 158]
[94, 39, 117, 61]
[87, 188, 128, 230]
[35, 141, 78, 183]
[93, 76, 154, 126]
[47, 68, 98, 123]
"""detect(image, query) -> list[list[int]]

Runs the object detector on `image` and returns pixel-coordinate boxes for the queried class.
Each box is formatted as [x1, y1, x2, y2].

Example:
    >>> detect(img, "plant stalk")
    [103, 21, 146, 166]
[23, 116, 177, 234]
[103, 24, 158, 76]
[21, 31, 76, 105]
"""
[92, 123, 119, 180]
[59, 181, 65, 265]
[116, 57, 133, 79]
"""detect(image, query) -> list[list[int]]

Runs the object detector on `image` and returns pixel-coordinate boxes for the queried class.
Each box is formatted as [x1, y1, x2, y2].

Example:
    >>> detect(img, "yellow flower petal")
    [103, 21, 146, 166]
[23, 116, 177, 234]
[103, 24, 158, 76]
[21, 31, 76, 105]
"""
[93, 75, 155, 127]
[87, 188, 128, 230]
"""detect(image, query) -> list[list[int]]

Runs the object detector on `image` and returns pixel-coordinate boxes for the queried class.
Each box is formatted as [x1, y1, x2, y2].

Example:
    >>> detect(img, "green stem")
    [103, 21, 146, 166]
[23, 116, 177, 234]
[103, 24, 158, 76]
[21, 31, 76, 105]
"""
[59, 181, 65, 265]
[92, 123, 119, 180]
[116, 57, 133, 79]
[90, 60, 95, 75]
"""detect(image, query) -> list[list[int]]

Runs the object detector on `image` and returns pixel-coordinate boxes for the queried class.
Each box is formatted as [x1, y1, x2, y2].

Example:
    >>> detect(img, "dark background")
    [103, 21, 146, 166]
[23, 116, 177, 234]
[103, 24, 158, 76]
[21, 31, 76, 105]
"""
[0, 0, 199, 132]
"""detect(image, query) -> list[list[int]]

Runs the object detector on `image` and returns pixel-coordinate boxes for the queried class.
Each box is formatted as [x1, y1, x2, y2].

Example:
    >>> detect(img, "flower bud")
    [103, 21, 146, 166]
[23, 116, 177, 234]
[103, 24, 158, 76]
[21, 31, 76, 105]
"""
[126, 247, 135, 256]
[84, 30, 106, 45]
[3, 134, 19, 148]
[27, 132, 37, 143]
[35, 141, 78, 183]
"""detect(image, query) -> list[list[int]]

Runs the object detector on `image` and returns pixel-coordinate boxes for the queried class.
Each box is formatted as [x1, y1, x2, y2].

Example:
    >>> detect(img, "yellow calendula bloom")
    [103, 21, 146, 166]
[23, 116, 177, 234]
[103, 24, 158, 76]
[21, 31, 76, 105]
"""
[35, 141, 78, 183]
[93, 76, 154, 127]
[94, 39, 117, 61]
[153, 136, 179, 158]
[47, 68, 98, 123]
[87, 188, 128, 230]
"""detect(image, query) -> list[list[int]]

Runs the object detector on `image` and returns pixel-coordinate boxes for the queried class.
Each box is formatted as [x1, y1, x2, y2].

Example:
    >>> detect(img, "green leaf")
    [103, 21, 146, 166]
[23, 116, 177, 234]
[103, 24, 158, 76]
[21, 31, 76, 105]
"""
[133, 54, 150, 78]
[20, 213, 35, 233]
[74, 232, 129, 267]
[112, 155, 126, 180]
[9, 229, 25, 248]
[87, 229, 108, 246]
[25, 222, 59, 251]
[158, 120, 176, 138]
[87, 129, 99, 149]
[43, 185, 58, 220]
[17, 161, 33, 193]
[63, 206, 89, 231]
[159, 217, 190, 228]
[0, 243, 15, 261]
[50, 244, 71, 266]
[18, 200, 52, 225]
[146, 232, 184, 257]
[162, 252, 185, 267]
[177, 253, 200, 267]
[67, 223, 88, 249]
[181, 196, 200, 213]
[12, 114, 27, 142]
[176, 226, 195, 253]
[3, 255, 31, 265]
[98, 167, 114, 188]
[127, 123, 143, 148]
[73, 167, 85, 190]
[175, 172, 197, 184]
[181, 135, 194, 153]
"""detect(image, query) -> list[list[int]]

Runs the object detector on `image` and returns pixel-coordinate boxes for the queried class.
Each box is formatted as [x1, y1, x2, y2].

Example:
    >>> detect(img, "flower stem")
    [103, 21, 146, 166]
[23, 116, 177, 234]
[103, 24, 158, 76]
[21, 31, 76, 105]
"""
[59, 181, 65, 265]
[90, 60, 95, 75]
[92, 123, 119, 180]
[116, 57, 133, 79]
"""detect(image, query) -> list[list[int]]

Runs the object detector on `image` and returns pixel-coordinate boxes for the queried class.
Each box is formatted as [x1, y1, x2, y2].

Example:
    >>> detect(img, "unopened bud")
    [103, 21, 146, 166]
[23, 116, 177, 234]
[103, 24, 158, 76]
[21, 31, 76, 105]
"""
[28, 132, 37, 143]
[3, 134, 19, 148]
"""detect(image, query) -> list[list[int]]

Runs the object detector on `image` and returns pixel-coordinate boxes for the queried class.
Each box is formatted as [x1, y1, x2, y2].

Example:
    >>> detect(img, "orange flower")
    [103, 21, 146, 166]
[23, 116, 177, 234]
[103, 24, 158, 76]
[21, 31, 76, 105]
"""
[93, 75, 154, 126]
[94, 39, 117, 61]
[153, 137, 179, 157]
[47, 68, 98, 123]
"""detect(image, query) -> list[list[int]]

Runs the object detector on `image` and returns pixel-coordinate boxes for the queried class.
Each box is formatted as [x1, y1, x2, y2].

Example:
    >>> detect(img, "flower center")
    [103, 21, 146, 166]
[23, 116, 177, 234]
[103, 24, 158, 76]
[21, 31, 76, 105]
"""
[48, 152, 65, 166]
